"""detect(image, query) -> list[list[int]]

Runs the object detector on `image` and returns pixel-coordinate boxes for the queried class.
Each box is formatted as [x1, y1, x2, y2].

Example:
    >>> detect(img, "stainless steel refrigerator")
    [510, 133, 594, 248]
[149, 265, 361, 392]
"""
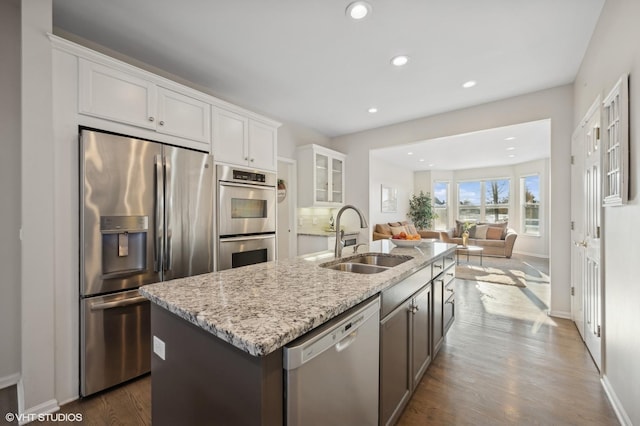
[79, 128, 214, 396]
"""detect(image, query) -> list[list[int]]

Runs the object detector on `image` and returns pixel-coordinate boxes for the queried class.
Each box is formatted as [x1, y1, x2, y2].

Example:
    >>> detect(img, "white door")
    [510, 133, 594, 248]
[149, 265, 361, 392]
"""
[571, 99, 603, 370]
[583, 107, 602, 370]
[277, 159, 297, 259]
[570, 129, 585, 341]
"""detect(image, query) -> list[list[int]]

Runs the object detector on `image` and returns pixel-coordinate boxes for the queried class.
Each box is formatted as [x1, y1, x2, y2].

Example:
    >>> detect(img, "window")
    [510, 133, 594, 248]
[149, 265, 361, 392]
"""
[484, 179, 510, 223]
[521, 175, 540, 235]
[458, 181, 481, 222]
[458, 179, 510, 223]
[433, 182, 449, 230]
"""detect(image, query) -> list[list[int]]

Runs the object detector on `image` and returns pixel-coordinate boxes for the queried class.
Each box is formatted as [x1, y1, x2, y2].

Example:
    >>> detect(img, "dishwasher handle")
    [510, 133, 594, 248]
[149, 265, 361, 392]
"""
[335, 330, 358, 352]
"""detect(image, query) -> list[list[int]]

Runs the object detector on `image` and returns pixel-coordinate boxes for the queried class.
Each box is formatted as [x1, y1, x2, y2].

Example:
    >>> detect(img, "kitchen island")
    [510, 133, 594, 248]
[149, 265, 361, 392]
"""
[139, 239, 456, 425]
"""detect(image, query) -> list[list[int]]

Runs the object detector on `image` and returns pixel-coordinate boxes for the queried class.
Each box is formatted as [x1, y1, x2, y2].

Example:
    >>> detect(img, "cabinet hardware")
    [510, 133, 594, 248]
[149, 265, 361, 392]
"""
[244, 157, 248, 161]
[570, 286, 575, 296]
[148, 116, 155, 122]
[446, 288, 454, 293]
[159, 120, 165, 126]
[433, 264, 442, 269]
[251, 158, 255, 162]
[446, 273, 454, 277]
[597, 325, 601, 337]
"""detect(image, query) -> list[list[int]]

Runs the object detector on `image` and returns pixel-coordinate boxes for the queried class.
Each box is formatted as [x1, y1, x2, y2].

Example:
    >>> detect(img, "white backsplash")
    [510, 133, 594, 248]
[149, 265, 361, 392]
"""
[297, 207, 337, 233]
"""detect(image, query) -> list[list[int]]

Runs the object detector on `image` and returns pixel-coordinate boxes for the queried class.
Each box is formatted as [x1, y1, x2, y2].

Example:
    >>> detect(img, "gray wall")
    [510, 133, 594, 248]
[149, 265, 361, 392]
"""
[332, 85, 573, 317]
[0, 0, 22, 385]
[574, 0, 640, 424]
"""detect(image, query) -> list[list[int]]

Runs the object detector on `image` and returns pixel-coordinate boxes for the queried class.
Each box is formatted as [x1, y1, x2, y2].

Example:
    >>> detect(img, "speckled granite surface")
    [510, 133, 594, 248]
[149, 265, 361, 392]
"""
[297, 230, 360, 237]
[139, 240, 456, 357]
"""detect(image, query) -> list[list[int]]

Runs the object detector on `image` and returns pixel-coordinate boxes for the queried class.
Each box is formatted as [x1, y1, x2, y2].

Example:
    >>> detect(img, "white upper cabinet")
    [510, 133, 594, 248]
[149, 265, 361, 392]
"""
[79, 59, 156, 130]
[212, 106, 278, 171]
[297, 144, 346, 207]
[156, 86, 211, 143]
[79, 58, 211, 148]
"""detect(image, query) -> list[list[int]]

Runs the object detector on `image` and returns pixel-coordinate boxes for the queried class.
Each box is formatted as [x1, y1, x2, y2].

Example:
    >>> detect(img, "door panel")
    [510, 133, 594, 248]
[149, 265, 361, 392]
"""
[571, 99, 602, 371]
[163, 147, 214, 280]
[81, 129, 162, 296]
[583, 111, 602, 369]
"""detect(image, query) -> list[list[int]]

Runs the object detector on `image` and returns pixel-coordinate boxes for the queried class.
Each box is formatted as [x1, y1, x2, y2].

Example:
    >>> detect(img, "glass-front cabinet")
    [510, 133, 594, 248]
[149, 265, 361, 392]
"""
[297, 144, 346, 207]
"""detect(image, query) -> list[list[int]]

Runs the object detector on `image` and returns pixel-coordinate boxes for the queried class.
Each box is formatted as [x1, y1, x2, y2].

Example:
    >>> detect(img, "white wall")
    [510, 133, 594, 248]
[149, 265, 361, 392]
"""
[21, 0, 58, 414]
[0, 0, 22, 387]
[277, 121, 331, 159]
[332, 85, 573, 317]
[369, 155, 415, 235]
[574, 0, 640, 424]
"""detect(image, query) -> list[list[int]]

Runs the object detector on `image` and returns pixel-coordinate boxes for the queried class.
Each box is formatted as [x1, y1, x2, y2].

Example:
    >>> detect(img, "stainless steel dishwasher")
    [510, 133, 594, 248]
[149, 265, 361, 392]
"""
[284, 296, 380, 426]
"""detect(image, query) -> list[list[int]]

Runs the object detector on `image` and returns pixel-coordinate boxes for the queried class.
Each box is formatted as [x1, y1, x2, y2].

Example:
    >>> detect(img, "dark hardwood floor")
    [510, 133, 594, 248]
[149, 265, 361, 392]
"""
[20, 255, 618, 425]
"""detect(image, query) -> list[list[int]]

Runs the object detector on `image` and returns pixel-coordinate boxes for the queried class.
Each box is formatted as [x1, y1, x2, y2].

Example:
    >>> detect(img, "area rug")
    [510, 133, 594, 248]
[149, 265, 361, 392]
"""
[454, 256, 549, 287]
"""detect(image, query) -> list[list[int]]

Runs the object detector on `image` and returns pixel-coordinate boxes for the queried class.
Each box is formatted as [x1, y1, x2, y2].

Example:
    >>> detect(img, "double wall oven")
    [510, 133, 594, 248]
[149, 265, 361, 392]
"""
[216, 165, 277, 270]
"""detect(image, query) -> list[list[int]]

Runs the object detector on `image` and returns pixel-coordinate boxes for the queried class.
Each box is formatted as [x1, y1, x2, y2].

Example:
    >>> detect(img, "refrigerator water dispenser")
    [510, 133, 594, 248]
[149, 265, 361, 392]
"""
[100, 216, 148, 278]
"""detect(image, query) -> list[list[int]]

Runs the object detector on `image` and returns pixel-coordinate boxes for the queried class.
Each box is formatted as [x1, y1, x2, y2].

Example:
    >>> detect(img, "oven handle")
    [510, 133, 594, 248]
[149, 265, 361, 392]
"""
[219, 181, 276, 191]
[219, 234, 276, 243]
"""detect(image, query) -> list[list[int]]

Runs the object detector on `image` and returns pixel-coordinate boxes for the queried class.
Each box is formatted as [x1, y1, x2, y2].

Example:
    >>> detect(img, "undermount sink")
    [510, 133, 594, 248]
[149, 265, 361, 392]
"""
[349, 254, 412, 268]
[321, 254, 413, 274]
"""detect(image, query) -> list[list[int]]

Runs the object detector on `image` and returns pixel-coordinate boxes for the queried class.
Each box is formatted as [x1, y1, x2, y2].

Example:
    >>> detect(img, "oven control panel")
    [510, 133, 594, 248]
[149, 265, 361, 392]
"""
[233, 169, 266, 183]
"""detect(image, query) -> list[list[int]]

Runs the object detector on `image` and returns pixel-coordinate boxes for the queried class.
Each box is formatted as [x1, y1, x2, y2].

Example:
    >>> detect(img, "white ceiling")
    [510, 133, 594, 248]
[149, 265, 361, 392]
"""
[370, 119, 550, 171]
[52, 0, 604, 138]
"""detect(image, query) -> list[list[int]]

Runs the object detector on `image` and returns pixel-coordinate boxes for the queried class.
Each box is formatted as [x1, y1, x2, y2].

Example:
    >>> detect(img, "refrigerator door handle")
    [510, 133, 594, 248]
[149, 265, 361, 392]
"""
[89, 296, 148, 311]
[154, 155, 164, 273]
[164, 155, 172, 272]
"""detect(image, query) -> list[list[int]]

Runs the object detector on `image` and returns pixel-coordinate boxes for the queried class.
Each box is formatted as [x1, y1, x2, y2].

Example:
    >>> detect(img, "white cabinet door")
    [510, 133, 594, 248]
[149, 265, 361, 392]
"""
[157, 86, 211, 144]
[248, 120, 277, 171]
[213, 107, 278, 171]
[212, 107, 248, 165]
[79, 59, 156, 129]
[297, 145, 346, 207]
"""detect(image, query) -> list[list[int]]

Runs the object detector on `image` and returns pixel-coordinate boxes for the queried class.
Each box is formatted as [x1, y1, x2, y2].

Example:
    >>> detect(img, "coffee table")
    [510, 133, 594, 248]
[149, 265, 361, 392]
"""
[456, 245, 483, 266]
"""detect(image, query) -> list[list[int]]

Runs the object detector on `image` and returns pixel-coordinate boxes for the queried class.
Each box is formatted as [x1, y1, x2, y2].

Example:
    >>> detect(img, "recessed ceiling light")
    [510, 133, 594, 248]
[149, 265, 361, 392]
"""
[462, 80, 476, 88]
[428, 163, 434, 167]
[407, 152, 414, 155]
[508, 154, 516, 158]
[368, 107, 378, 113]
[505, 136, 516, 141]
[391, 55, 409, 67]
[419, 158, 425, 162]
[346, 1, 371, 20]
[506, 147, 515, 151]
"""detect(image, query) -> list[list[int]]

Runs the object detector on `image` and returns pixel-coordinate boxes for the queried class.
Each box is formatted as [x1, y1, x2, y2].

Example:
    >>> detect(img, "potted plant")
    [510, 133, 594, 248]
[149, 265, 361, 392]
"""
[407, 191, 438, 231]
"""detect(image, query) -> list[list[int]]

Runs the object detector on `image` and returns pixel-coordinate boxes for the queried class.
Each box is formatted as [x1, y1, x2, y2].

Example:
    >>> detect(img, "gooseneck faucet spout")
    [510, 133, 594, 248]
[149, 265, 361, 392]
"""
[334, 205, 368, 258]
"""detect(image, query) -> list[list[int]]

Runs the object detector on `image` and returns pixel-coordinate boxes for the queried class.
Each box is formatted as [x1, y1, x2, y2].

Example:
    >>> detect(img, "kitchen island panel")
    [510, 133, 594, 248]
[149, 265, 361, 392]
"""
[151, 304, 283, 426]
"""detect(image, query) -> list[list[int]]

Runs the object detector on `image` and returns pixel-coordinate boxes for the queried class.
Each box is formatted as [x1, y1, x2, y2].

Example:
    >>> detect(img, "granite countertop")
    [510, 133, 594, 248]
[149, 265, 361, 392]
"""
[139, 240, 456, 357]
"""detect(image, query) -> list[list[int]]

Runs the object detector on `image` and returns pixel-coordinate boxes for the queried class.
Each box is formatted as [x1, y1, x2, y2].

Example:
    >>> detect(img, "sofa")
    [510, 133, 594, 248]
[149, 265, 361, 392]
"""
[373, 221, 441, 241]
[440, 220, 518, 258]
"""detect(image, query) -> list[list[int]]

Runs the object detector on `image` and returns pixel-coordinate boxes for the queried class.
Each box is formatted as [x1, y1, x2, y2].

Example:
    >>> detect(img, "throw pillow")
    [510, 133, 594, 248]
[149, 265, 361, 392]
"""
[455, 219, 476, 237]
[486, 226, 503, 240]
[390, 225, 408, 236]
[375, 223, 391, 235]
[474, 224, 489, 239]
[467, 224, 478, 238]
[406, 224, 418, 235]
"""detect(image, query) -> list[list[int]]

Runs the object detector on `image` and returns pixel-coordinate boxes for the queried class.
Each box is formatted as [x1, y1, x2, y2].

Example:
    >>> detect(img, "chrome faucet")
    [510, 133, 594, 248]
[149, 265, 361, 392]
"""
[334, 205, 368, 258]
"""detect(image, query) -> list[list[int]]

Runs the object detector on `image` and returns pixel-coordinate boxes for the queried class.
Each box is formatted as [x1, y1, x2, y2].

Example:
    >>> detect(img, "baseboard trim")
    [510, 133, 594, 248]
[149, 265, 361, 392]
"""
[601, 375, 632, 426]
[17, 398, 60, 426]
[0, 373, 20, 390]
[548, 310, 571, 319]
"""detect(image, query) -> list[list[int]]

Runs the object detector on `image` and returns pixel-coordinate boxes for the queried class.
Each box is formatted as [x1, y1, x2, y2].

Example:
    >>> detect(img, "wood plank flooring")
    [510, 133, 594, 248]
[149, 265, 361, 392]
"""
[398, 256, 618, 425]
[17, 256, 619, 425]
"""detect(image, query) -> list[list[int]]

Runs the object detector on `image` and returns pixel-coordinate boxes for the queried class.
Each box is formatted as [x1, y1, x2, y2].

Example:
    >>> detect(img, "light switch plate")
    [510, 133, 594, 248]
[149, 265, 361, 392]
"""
[153, 335, 166, 360]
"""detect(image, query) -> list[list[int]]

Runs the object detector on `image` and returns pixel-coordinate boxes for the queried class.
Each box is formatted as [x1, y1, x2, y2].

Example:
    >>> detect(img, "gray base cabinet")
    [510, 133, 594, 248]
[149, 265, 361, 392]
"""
[379, 271, 433, 426]
[433, 255, 456, 356]
[379, 249, 455, 426]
